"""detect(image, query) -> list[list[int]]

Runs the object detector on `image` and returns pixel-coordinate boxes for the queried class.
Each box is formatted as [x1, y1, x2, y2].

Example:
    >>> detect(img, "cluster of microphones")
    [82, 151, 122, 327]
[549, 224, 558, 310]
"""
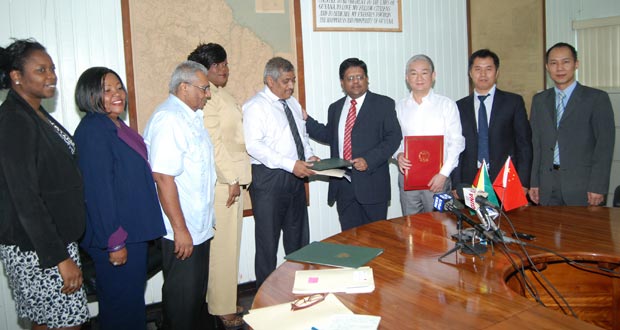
[433, 187, 522, 246]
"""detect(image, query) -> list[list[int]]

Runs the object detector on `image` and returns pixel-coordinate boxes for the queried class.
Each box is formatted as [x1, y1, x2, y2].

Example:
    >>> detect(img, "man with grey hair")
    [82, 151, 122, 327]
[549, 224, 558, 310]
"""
[395, 54, 465, 215]
[143, 60, 216, 329]
[243, 57, 317, 288]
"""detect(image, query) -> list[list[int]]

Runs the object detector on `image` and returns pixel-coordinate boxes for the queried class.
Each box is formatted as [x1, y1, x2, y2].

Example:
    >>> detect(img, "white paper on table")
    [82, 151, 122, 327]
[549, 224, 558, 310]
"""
[244, 293, 353, 330]
[292, 266, 375, 294]
[325, 314, 381, 330]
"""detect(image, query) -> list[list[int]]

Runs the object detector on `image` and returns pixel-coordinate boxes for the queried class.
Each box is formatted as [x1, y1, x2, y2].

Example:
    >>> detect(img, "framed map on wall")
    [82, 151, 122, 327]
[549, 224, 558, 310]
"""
[120, 0, 306, 215]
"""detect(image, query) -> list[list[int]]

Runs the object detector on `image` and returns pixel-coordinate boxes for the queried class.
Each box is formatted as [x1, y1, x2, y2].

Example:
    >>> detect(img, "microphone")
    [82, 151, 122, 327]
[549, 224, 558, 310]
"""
[459, 187, 498, 211]
[433, 193, 494, 241]
[454, 187, 503, 239]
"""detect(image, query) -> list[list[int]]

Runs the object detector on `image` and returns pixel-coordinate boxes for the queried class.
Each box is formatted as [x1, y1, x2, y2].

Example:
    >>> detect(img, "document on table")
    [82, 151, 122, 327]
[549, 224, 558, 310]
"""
[292, 266, 375, 294]
[245, 293, 380, 330]
[284, 241, 383, 268]
[312, 168, 346, 178]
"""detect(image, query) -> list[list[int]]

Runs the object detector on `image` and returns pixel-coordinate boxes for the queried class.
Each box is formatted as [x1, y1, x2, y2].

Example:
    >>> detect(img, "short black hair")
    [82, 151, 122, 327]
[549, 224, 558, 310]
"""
[339, 58, 368, 80]
[546, 42, 578, 63]
[0, 38, 46, 90]
[75, 67, 127, 114]
[187, 43, 227, 68]
[468, 49, 500, 71]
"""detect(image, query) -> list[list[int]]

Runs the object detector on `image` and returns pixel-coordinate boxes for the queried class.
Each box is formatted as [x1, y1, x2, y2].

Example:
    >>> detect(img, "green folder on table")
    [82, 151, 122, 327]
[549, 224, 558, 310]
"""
[285, 241, 383, 268]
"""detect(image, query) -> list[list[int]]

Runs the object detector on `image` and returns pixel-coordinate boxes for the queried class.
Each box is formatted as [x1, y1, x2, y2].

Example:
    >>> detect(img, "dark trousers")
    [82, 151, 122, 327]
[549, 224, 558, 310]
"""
[334, 179, 388, 231]
[547, 168, 567, 206]
[250, 164, 309, 288]
[161, 238, 210, 330]
[86, 242, 148, 330]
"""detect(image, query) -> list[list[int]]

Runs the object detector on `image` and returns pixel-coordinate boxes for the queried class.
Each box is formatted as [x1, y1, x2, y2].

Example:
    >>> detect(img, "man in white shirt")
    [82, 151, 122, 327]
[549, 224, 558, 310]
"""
[143, 61, 216, 330]
[395, 54, 465, 215]
[243, 57, 317, 288]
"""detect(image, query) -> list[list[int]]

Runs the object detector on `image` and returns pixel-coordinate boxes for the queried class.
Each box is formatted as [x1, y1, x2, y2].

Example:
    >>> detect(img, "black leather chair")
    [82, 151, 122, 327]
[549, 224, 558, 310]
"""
[613, 185, 620, 207]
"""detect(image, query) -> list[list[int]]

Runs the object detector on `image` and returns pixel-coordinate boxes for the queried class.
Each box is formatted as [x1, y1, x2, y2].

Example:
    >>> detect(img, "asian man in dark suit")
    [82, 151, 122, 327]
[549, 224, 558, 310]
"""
[451, 49, 532, 193]
[304, 58, 402, 231]
[529, 42, 615, 206]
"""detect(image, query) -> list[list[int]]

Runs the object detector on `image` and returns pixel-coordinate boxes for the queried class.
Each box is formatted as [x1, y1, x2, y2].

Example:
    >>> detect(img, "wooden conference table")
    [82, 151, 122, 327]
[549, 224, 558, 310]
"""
[252, 206, 620, 329]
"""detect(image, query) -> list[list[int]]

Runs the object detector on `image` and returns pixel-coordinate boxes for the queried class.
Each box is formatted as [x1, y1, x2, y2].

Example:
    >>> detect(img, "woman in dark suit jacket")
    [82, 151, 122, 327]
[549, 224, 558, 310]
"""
[73, 67, 165, 330]
[0, 39, 89, 329]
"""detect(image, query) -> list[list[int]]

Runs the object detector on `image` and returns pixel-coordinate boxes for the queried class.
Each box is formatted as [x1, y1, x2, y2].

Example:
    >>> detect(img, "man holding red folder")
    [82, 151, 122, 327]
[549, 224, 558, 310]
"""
[394, 54, 465, 216]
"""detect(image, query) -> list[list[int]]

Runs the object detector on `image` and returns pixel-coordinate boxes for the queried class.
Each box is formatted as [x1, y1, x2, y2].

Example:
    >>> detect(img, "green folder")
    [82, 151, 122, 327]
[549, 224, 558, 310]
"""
[308, 158, 352, 171]
[285, 241, 383, 268]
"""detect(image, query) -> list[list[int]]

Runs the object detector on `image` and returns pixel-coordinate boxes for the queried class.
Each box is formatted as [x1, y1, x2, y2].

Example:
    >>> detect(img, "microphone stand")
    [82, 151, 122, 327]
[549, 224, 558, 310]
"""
[438, 212, 487, 262]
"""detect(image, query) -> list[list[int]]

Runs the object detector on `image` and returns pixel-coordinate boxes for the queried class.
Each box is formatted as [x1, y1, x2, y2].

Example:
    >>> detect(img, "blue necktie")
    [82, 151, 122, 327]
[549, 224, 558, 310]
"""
[477, 94, 490, 166]
[553, 91, 566, 165]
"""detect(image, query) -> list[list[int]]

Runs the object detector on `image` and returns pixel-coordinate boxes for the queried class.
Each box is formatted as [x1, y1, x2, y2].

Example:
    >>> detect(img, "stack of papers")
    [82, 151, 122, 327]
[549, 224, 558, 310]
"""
[245, 293, 380, 330]
[293, 266, 375, 294]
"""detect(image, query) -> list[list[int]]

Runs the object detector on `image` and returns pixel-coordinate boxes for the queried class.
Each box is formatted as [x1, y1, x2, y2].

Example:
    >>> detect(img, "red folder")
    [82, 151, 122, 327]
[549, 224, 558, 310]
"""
[404, 135, 444, 191]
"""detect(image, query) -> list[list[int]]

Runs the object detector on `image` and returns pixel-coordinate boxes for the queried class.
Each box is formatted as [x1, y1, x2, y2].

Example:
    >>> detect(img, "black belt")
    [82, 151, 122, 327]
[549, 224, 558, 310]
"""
[552, 164, 561, 170]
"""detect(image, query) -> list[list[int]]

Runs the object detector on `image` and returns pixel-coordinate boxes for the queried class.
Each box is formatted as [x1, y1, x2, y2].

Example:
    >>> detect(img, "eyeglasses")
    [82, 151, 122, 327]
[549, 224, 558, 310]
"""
[345, 75, 365, 82]
[290, 293, 326, 311]
[187, 83, 210, 93]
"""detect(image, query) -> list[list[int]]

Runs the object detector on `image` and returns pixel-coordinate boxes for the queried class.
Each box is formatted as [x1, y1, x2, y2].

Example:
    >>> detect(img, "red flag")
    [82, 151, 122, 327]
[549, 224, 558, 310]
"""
[492, 157, 528, 211]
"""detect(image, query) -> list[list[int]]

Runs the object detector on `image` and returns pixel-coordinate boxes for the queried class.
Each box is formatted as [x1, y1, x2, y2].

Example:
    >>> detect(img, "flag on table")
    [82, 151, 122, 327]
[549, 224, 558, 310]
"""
[492, 157, 528, 211]
[472, 160, 499, 207]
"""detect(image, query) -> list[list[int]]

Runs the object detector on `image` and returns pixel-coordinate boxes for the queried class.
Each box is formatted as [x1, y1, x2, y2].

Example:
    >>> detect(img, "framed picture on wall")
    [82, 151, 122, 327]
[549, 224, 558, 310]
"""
[313, 0, 402, 32]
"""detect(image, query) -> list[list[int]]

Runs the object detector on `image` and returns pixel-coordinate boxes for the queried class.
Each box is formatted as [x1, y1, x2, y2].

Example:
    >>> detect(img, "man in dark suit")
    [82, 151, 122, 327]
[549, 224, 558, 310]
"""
[305, 58, 401, 231]
[529, 42, 615, 206]
[451, 49, 532, 193]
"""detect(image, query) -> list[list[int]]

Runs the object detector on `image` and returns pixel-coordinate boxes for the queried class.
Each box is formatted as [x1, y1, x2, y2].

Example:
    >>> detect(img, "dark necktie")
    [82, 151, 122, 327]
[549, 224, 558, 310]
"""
[280, 99, 305, 160]
[477, 94, 490, 166]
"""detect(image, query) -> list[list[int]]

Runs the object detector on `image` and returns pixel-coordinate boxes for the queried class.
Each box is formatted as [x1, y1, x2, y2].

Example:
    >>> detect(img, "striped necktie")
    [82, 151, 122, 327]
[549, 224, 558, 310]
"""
[553, 91, 566, 165]
[343, 99, 357, 160]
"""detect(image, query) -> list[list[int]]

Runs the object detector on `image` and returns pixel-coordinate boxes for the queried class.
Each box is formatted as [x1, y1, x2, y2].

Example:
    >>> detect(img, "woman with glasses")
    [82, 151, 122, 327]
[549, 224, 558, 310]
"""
[188, 43, 251, 329]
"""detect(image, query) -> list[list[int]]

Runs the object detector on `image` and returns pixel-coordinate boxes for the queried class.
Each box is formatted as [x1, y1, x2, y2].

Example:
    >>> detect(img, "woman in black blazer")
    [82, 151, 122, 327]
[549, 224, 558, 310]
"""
[0, 39, 89, 329]
[73, 67, 165, 330]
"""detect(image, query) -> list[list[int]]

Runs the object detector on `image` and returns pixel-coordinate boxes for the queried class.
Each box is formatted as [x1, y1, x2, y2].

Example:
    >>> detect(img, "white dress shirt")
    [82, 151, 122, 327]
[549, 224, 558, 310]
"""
[395, 89, 465, 177]
[143, 94, 216, 245]
[337, 93, 366, 158]
[243, 86, 314, 173]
